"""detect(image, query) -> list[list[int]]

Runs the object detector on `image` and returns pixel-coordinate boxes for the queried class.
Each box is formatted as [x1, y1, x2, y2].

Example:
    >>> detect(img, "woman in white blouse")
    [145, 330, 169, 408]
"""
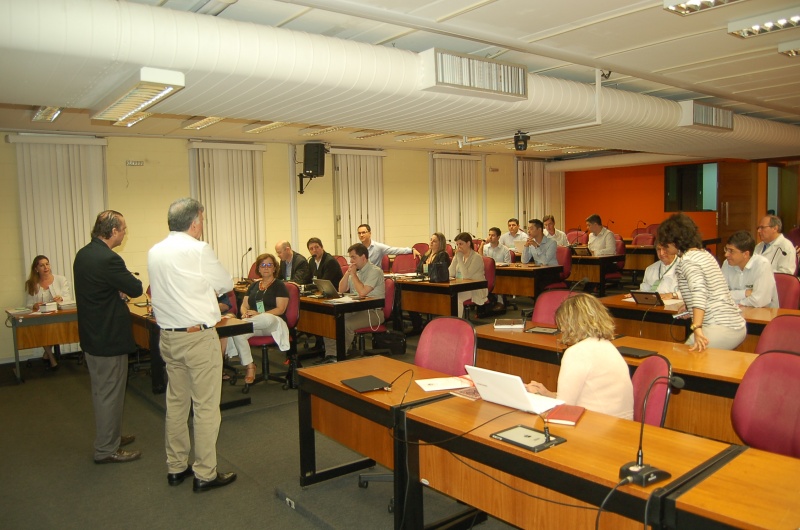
[526, 294, 633, 419]
[448, 232, 488, 318]
[24, 255, 73, 369]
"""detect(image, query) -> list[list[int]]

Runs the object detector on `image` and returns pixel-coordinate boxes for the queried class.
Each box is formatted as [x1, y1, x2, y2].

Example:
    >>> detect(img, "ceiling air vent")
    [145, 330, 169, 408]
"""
[678, 100, 733, 131]
[419, 48, 527, 101]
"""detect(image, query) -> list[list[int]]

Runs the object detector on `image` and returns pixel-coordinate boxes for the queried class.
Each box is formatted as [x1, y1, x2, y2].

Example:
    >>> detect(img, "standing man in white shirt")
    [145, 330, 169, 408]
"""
[479, 227, 511, 264]
[721, 230, 779, 308]
[542, 214, 569, 247]
[148, 198, 237, 493]
[357, 223, 420, 269]
[521, 219, 558, 266]
[586, 214, 617, 256]
[754, 215, 797, 274]
[499, 218, 528, 250]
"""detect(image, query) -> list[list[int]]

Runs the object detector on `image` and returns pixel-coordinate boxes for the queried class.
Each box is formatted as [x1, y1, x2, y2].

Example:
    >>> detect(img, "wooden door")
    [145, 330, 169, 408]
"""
[717, 162, 758, 263]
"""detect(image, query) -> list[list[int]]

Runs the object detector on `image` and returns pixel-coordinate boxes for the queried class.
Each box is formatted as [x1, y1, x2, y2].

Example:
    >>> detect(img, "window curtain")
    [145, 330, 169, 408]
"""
[333, 152, 384, 254]
[433, 155, 480, 240]
[13, 136, 108, 354]
[189, 143, 265, 281]
[517, 159, 566, 229]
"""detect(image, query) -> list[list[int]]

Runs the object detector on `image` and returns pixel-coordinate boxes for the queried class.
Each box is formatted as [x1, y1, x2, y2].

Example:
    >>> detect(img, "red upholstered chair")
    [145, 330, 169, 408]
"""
[353, 278, 395, 352]
[631, 227, 648, 238]
[462, 257, 495, 321]
[731, 351, 800, 458]
[786, 227, 800, 248]
[413, 242, 429, 256]
[508, 250, 517, 263]
[603, 239, 627, 286]
[543, 246, 572, 291]
[774, 273, 800, 309]
[472, 239, 483, 251]
[381, 254, 390, 272]
[445, 244, 454, 258]
[244, 282, 300, 392]
[632, 233, 655, 246]
[530, 290, 577, 326]
[613, 233, 623, 241]
[632, 354, 673, 427]
[247, 260, 260, 280]
[567, 230, 588, 245]
[335, 255, 348, 268]
[646, 224, 660, 237]
[390, 253, 418, 274]
[754, 315, 800, 355]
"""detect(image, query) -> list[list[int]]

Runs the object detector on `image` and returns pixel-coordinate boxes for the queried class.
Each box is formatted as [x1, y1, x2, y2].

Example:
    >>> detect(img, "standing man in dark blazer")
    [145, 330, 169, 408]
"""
[275, 240, 310, 284]
[306, 237, 343, 354]
[73, 210, 143, 464]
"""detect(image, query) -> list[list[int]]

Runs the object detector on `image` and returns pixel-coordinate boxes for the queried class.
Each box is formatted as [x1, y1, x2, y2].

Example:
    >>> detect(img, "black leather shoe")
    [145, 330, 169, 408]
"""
[314, 355, 337, 365]
[167, 465, 194, 486]
[152, 385, 166, 395]
[193, 472, 237, 493]
[94, 449, 141, 464]
[120, 434, 135, 447]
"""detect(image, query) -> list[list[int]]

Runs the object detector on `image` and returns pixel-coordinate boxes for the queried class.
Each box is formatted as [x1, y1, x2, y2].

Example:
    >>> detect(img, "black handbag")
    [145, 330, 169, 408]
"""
[429, 262, 449, 283]
[371, 331, 407, 355]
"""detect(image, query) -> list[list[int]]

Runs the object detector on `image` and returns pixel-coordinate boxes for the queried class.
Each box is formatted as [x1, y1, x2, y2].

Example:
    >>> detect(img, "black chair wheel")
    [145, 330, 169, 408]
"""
[228, 378, 236, 386]
[358, 479, 368, 489]
[388, 498, 394, 513]
[242, 384, 250, 394]
[282, 383, 290, 390]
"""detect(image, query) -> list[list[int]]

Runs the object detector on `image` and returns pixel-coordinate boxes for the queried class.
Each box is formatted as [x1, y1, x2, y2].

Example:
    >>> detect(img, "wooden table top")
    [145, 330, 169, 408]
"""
[494, 263, 562, 273]
[601, 293, 681, 314]
[476, 322, 561, 351]
[6, 307, 78, 321]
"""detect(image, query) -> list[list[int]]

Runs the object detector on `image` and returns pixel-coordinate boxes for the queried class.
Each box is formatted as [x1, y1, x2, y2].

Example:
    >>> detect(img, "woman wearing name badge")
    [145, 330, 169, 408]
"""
[24, 255, 73, 370]
[408, 232, 451, 334]
[448, 232, 488, 318]
[224, 253, 290, 384]
[525, 294, 634, 419]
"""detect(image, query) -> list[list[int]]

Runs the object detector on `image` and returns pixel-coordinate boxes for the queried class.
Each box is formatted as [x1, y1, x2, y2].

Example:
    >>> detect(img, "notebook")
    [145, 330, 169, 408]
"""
[341, 375, 391, 393]
[464, 365, 563, 415]
[313, 278, 342, 298]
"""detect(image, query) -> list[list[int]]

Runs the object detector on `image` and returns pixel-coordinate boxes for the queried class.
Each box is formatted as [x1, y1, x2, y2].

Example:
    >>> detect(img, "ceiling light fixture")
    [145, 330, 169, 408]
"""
[779, 39, 800, 56]
[113, 112, 152, 127]
[663, 0, 746, 16]
[351, 130, 395, 139]
[300, 125, 346, 136]
[243, 121, 288, 133]
[728, 9, 800, 38]
[32, 106, 63, 122]
[182, 116, 224, 130]
[91, 67, 184, 122]
[192, 0, 238, 16]
[394, 133, 446, 142]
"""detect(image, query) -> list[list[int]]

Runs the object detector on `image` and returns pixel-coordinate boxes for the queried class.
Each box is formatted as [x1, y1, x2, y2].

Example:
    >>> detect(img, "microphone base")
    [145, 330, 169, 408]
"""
[619, 462, 671, 487]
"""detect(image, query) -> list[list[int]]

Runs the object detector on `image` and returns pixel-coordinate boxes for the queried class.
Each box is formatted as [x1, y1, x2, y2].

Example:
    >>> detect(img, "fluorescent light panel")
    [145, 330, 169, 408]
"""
[394, 133, 446, 143]
[182, 116, 224, 130]
[113, 112, 152, 127]
[92, 67, 184, 121]
[728, 9, 800, 38]
[351, 130, 395, 139]
[779, 39, 800, 56]
[663, 0, 746, 16]
[243, 121, 288, 133]
[32, 106, 63, 122]
[300, 125, 346, 136]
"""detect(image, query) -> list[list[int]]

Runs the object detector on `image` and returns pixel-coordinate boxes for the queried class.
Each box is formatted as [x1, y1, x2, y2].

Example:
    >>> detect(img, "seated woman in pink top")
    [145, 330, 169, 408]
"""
[525, 294, 633, 419]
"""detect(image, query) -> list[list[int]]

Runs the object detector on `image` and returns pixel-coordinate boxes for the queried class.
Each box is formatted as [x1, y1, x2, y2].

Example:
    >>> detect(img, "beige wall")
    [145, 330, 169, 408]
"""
[485, 154, 517, 236]
[0, 140, 24, 365]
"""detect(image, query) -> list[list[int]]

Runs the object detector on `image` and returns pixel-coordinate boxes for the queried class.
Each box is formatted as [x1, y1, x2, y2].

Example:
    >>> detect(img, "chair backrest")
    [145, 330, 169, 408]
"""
[754, 315, 800, 354]
[472, 239, 483, 251]
[413, 242, 429, 256]
[283, 282, 300, 329]
[508, 250, 517, 263]
[391, 253, 418, 274]
[381, 278, 395, 321]
[381, 254, 390, 272]
[786, 227, 800, 248]
[631, 354, 672, 427]
[632, 233, 655, 246]
[226, 290, 238, 317]
[445, 244, 454, 258]
[614, 239, 626, 270]
[247, 260, 260, 280]
[731, 351, 800, 458]
[613, 233, 622, 241]
[631, 227, 648, 238]
[774, 273, 800, 309]
[482, 256, 495, 293]
[414, 317, 477, 376]
[566, 230, 587, 245]
[555, 245, 571, 280]
[530, 290, 576, 325]
[335, 255, 348, 268]
[646, 224, 660, 236]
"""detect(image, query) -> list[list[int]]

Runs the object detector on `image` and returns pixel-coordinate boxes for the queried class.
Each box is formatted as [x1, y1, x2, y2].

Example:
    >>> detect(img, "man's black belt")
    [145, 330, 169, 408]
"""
[162, 324, 212, 333]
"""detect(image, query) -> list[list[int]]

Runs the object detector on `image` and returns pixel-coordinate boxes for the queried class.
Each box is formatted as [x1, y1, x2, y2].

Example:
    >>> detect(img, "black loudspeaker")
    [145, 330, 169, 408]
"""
[303, 143, 325, 176]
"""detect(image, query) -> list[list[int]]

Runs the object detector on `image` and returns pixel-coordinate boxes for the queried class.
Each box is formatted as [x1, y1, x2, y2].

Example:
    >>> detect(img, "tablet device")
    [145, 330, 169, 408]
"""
[630, 290, 663, 306]
[525, 326, 559, 335]
[618, 346, 657, 359]
[341, 375, 391, 393]
[571, 246, 591, 256]
[491, 424, 566, 452]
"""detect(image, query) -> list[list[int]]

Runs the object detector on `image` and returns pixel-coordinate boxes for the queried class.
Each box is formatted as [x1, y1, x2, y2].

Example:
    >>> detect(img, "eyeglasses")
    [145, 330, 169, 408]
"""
[259, 262, 274, 268]
[724, 247, 741, 254]
[756, 225, 772, 230]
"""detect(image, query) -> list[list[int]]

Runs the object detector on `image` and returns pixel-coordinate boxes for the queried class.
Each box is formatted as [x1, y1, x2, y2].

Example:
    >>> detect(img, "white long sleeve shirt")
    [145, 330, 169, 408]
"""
[721, 254, 779, 308]
[754, 234, 797, 275]
[640, 257, 680, 295]
[588, 227, 616, 256]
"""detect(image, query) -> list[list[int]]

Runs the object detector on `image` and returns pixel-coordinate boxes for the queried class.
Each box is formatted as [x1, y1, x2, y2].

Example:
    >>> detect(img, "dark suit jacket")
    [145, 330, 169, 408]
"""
[308, 251, 343, 286]
[73, 238, 143, 356]
[280, 251, 310, 284]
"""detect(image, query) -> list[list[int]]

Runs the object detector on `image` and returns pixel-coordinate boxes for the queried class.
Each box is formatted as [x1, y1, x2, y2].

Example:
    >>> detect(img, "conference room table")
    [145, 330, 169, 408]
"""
[5, 307, 80, 383]
[492, 263, 562, 298]
[403, 396, 740, 530]
[394, 278, 487, 317]
[296, 355, 453, 529]
[566, 254, 622, 296]
[296, 296, 384, 361]
[474, 323, 756, 443]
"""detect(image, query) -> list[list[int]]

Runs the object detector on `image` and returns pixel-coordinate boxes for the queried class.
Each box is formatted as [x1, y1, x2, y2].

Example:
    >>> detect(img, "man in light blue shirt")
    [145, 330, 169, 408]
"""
[499, 217, 528, 250]
[480, 227, 511, 264]
[357, 223, 420, 268]
[521, 219, 558, 266]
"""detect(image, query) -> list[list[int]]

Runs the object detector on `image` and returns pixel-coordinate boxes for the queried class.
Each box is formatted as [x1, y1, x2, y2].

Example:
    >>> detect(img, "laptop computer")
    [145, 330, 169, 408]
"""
[313, 278, 342, 298]
[630, 290, 664, 306]
[514, 240, 526, 254]
[571, 246, 592, 256]
[464, 365, 563, 415]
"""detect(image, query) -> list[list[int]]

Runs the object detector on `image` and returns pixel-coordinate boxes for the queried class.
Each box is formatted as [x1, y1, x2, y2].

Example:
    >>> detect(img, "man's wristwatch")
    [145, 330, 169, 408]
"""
[690, 323, 703, 331]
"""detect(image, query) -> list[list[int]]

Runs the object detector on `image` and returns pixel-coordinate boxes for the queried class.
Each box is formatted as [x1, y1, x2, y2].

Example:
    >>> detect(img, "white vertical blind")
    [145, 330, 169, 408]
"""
[433, 156, 479, 240]
[333, 153, 384, 254]
[190, 145, 264, 279]
[517, 159, 565, 228]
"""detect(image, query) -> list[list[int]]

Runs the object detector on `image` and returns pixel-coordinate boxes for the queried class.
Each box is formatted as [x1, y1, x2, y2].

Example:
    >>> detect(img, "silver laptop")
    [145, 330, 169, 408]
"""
[464, 365, 563, 415]
[312, 278, 342, 298]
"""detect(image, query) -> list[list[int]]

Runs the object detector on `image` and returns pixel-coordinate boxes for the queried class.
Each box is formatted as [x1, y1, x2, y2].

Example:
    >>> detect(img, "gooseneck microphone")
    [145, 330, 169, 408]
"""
[770, 246, 788, 264]
[619, 374, 685, 486]
[569, 276, 590, 294]
[238, 247, 253, 284]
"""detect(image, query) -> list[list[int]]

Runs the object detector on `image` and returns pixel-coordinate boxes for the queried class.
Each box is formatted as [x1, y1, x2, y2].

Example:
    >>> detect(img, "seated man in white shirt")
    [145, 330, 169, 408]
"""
[498, 217, 528, 251]
[586, 214, 616, 256]
[479, 227, 511, 264]
[542, 214, 569, 247]
[357, 223, 420, 269]
[754, 215, 797, 274]
[721, 230, 779, 308]
[521, 219, 558, 266]
[639, 243, 680, 299]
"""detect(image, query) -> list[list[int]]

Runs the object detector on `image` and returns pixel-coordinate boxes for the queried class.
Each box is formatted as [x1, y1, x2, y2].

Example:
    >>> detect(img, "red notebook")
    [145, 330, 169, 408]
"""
[546, 404, 585, 426]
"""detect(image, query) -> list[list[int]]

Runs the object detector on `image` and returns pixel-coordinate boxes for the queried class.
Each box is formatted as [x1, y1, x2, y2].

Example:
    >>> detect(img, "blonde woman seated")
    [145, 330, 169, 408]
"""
[525, 294, 633, 419]
[25, 255, 73, 369]
[448, 232, 488, 318]
[224, 253, 290, 384]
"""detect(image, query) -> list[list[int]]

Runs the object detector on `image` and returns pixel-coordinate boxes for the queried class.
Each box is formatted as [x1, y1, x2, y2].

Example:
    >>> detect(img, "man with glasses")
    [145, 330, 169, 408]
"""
[275, 240, 310, 284]
[356, 223, 420, 268]
[754, 215, 797, 274]
[721, 230, 779, 308]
